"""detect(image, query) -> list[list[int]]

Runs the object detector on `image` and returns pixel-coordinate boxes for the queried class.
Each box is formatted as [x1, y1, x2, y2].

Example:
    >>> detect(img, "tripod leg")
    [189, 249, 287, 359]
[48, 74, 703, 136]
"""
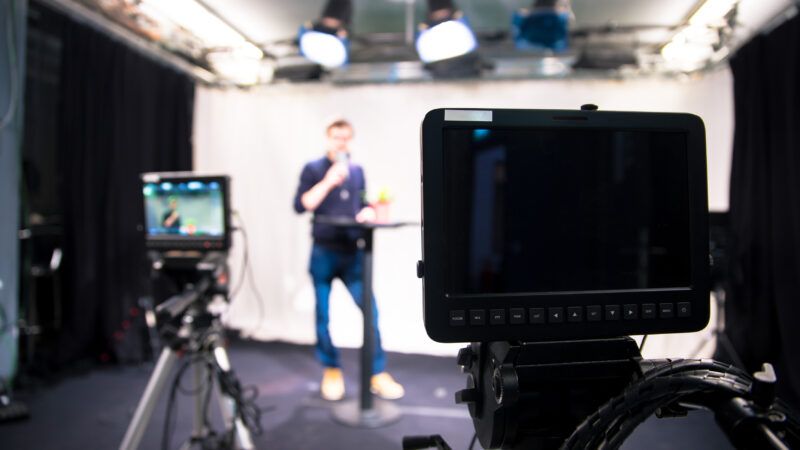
[211, 344, 255, 450]
[119, 348, 179, 450]
[193, 360, 209, 439]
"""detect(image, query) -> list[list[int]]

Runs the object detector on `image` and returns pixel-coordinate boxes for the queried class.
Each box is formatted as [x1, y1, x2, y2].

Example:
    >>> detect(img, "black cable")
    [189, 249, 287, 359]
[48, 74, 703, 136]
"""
[638, 335, 647, 352]
[603, 378, 737, 449]
[228, 212, 249, 301]
[161, 350, 220, 450]
[468, 432, 478, 450]
[567, 367, 719, 447]
[160, 321, 264, 449]
[563, 364, 754, 450]
[228, 211, 266, 336]
[642, 359, 749, 382]
[162, 357, 194, 450]
[214, 362, 264, 437]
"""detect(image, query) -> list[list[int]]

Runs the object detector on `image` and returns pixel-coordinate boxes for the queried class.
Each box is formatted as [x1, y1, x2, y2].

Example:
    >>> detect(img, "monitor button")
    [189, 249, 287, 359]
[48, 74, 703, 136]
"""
[567, 306, 583, 322]
[659, 303, 675, 319]
[469, 309, 486, 326]
[623, 304, 638, 320]
[450, 310, 466, 326]
[586, 305, 602, 321]
[509, 308, 525, 324]
[677, 302, 691, 318]
[529, 308, 545, 324]
[605, 305, 620, 321]
[641, 303, 656, 319]
[548, 307, 564, 323]
[490, 309, 506, 325]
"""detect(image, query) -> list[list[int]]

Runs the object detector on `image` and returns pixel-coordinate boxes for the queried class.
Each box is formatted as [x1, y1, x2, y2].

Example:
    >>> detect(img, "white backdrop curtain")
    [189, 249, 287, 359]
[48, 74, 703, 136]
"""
[193, 68, 733, 358]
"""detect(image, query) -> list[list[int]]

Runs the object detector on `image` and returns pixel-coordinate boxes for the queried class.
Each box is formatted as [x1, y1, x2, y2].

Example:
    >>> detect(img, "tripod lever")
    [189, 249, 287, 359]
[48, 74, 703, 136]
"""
[156, 277, 212, 324]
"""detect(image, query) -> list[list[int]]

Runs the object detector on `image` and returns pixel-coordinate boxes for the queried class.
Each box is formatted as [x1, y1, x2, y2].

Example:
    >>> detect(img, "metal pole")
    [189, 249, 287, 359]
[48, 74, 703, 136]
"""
[119, 348, 179, 450]
[212, 341, 255, 450]
[360, 228, 375, 412]
[405, 0, 415, 46]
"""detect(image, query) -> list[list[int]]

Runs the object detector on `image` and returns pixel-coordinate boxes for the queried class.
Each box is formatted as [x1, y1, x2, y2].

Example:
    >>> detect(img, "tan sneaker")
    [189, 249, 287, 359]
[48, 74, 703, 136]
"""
[321, 367, 345, 401]
[371, 372, 405, 400]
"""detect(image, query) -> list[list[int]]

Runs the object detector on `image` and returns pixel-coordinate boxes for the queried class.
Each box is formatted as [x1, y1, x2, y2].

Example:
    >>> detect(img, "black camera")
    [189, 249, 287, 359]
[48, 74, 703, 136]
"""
[405, 108, 800, 450]
[141, 172, 232, 252]
[419, 107, 710, 343]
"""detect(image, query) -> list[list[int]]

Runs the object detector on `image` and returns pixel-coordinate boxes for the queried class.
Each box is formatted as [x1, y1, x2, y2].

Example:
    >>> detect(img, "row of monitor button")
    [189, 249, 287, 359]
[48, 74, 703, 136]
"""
[449, 303, 691, 326]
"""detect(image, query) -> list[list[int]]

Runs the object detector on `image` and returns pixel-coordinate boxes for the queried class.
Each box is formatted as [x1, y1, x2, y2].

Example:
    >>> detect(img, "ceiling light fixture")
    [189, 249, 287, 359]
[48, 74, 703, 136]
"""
[298, 0, 351, 68]
[512, 0, 573, 52]
[661, 0, 738, 71]
[137, 0, 269, 84]
[416, 0, 478, 64]
[138, 0, 261, 57]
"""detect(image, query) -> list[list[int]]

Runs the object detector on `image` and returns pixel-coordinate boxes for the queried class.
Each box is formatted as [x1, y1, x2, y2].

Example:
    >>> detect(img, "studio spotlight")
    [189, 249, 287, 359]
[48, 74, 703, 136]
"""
[512, 0, 573, 52]
[298, 0, 352, 68]
[416, 0, 478, 64]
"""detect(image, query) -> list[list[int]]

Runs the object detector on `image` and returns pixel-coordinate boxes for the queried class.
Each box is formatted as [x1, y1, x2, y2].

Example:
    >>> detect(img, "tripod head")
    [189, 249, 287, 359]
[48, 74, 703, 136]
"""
[455, 338, 643, 449]
[154, 252, 228, 320]
[150, 251, 230, 349]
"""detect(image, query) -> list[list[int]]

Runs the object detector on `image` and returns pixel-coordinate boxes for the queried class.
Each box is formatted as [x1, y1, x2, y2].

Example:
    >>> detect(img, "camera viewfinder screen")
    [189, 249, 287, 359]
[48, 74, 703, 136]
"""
[143, 180, 225, 239]
[443, 128, 691, 296]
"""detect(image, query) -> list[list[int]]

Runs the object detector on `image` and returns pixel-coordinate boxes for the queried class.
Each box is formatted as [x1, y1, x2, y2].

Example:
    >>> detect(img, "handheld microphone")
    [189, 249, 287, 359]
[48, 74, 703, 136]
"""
[336, 151, 350, 179]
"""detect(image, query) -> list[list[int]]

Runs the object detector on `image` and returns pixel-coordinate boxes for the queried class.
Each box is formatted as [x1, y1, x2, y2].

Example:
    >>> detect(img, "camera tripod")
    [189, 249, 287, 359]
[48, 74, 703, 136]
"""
[120, 253, 257, 450]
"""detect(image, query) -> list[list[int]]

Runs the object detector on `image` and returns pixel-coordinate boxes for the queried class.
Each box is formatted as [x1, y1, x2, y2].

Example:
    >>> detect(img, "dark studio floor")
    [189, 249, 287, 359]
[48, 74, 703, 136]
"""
[2, 339, 734, 450]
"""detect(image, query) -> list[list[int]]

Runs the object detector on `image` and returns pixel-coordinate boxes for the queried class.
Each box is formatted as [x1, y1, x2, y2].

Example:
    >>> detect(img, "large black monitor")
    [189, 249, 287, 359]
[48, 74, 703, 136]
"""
[420, 108, 710, 342]
[142, 172, 231, 251]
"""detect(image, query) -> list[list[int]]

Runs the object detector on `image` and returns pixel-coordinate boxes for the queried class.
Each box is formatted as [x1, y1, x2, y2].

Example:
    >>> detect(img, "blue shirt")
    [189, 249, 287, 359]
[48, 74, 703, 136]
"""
[294, 156, 368, 249]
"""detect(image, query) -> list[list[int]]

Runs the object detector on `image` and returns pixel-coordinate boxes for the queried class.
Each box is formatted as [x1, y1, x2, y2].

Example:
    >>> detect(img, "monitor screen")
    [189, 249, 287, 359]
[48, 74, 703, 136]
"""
[442, 127, 691, 297]
[142, 175, 229, 250]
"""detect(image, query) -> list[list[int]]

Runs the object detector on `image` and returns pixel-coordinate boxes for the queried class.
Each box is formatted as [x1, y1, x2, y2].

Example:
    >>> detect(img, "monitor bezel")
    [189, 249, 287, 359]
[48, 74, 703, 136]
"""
[420, 108, 710, 343]
[141, 172, 232, 252]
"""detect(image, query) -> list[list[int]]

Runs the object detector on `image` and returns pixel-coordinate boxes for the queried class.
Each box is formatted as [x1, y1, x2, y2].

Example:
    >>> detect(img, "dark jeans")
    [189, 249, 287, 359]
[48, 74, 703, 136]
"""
[309, 244, 387, 374]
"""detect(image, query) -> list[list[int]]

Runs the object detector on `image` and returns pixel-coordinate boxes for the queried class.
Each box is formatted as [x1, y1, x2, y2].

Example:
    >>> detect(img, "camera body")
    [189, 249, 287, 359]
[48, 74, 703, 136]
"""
[420, 108, 710, 343]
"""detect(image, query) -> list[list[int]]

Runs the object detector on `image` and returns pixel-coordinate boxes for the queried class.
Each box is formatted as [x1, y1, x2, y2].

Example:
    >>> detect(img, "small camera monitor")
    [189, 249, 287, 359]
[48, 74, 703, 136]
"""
[141, 172, 231, 251]
[420, 108, 710, 342]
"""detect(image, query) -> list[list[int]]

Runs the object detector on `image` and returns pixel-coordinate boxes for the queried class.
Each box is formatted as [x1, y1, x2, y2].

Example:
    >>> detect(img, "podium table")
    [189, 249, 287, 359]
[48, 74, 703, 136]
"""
[313, 215, 418, 428]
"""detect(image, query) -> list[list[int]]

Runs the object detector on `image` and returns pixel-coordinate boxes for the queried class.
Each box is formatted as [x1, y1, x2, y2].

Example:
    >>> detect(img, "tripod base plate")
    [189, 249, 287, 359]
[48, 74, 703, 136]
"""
[331, 398, 401, 428]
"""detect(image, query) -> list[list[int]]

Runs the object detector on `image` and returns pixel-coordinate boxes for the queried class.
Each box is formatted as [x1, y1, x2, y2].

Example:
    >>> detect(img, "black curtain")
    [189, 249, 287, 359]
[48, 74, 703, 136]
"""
[727, 13, 800, 407]
[46, 5, 194, 364]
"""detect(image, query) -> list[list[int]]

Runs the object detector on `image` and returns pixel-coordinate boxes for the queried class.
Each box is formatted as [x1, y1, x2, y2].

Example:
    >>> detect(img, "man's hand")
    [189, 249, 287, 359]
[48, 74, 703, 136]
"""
[322, 162, 348, 188]
[355, 206, 376, 223]
[164, 211, 179, 227]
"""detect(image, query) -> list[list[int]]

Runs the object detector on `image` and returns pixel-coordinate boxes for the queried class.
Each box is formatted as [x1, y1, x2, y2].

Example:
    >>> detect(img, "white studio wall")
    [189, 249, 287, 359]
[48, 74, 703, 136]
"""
[194, 67, 733, 358]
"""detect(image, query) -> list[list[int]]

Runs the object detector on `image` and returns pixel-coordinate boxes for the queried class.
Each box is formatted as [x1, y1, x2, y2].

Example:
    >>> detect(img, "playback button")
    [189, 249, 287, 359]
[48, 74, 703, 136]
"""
[548, 307, 564, 323]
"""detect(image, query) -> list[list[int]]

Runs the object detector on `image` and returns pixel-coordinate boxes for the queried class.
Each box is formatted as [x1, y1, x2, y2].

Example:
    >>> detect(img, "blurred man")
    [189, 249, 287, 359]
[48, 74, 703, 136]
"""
[293, 118, 404, 401]
[162, 197, 181, 233]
